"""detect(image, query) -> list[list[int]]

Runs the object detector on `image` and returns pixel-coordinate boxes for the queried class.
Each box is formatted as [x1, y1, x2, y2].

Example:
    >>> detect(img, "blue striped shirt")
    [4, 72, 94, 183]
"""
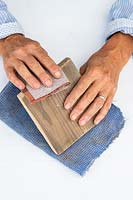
[0, 0, 133, 39]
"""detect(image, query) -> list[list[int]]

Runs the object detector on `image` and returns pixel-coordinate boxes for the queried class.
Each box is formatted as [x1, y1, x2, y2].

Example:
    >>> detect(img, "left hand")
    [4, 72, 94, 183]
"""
[64, 33, 133, 126]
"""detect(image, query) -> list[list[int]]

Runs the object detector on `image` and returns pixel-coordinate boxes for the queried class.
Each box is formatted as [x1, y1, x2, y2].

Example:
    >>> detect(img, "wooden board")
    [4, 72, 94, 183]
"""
[17, 58, 95, 155]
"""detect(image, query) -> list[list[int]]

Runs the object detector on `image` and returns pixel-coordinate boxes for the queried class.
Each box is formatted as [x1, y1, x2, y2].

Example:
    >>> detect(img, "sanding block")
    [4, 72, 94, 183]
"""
[17, 58, 95, 155]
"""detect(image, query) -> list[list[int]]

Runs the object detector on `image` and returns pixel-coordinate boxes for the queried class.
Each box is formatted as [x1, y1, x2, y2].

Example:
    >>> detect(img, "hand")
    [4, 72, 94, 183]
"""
[0, 34, 62, 90]
[64, 33, 133, 126]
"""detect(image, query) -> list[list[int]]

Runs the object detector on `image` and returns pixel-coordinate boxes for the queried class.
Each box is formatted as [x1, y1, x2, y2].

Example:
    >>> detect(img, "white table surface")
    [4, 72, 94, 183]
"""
[0, 0, 133, 200]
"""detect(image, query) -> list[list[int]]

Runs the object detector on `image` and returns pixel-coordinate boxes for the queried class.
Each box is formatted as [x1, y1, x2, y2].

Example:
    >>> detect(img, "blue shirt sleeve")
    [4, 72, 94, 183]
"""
[106, 0, 133, 38]
[0, 0, 24, 39]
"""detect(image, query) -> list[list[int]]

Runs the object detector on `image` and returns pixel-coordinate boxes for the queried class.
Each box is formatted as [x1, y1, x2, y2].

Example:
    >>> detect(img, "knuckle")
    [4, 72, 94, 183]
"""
[85, 91, 93, 101]
[28, 60, 35, 67]
[103, 74, 110, 82]
[68, 97, 74, 104]
[96, 98, 104, 107]
[49, 63, 59, 71]
[77, 76, 88, 91]
[37, 51, 48, 61]
[15, 64, 22, 71]
[77, 84, 84, 93]
[87, 68, 96, 77]
[44, 55, 52, 62]
[102, 74, 115, 87]
[13, 48, 27, 58]
[26, 58, 36, 67]
[75, 105, 83, 113]
[43, 73, 51, 80]
[40, 73, 52, 83]
[27, 75, 33, 81]
[27, 76, 37, 84]
[91, 66, 101, 76]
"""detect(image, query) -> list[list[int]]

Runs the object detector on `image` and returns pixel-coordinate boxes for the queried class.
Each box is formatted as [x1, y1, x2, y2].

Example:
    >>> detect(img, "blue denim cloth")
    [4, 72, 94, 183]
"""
[0, 82, 125, 175]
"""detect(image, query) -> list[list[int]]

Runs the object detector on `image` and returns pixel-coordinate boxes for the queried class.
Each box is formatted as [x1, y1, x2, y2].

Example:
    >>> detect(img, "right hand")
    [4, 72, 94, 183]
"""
[1, 34, 62, 90]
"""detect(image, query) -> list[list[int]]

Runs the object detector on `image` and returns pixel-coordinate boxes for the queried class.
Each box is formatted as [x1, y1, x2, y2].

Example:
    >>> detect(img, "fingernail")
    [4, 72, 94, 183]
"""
[64, 103, 71, 110]
[54, 71, 61, 78]
[33, 82, 40, 89]
[79, 119, 86, 126]
[70, 113, 78, 120]
[45, 79, 52, 87]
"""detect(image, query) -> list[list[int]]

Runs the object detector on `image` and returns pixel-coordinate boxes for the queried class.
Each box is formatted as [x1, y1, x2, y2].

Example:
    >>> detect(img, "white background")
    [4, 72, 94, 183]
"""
[0, 0, 133, 199]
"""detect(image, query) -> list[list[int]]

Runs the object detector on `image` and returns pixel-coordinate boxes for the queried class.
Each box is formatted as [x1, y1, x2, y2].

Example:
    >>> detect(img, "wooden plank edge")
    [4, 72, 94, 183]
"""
[17, 92, 60, 155]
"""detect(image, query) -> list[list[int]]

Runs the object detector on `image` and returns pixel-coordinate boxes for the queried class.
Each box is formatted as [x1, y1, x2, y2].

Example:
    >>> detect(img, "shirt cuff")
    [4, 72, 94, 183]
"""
[0, 21, 24, 39]
[106, 18, 133, 39]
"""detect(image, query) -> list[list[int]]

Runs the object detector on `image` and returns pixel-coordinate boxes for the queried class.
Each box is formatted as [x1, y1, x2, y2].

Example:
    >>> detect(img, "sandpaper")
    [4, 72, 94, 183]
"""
[23, 68, 70, 104]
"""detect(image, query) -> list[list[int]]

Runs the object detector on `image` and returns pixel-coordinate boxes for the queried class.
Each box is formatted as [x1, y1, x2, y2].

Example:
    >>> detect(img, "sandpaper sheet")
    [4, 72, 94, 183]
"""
[23, 69, 70, 103]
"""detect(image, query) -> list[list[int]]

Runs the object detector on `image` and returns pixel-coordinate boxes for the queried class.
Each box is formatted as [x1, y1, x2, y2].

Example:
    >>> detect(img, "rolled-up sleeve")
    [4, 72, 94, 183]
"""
[106, 0, 133, 39]
[0, 0, 24, 39]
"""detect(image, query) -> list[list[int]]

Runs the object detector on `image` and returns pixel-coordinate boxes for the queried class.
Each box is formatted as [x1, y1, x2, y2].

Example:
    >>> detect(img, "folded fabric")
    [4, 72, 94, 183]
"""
[0, 82, 125, 175]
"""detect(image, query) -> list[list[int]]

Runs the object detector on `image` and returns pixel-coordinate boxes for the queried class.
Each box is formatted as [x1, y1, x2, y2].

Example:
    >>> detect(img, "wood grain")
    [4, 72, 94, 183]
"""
[17, 58, 95, 155]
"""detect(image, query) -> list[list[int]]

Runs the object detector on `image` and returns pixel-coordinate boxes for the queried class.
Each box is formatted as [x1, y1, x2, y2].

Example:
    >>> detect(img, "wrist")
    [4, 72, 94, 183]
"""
[0, 33, 24, 55]
[101, 32, 133, 72]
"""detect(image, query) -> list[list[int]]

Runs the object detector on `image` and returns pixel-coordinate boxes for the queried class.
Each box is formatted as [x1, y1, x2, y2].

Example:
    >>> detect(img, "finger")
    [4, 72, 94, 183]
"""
[78, 86, 112, 126]
[93, 93, 114, 125]
[14, 60, 41, 89]
[69, 81, 104, 121]
[23, 56, 53, 87]
[6, 67, 25, 90]
[64, 73, 95, 110]
[78, 92, 108, 126]
[33, 48, 62, 78]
